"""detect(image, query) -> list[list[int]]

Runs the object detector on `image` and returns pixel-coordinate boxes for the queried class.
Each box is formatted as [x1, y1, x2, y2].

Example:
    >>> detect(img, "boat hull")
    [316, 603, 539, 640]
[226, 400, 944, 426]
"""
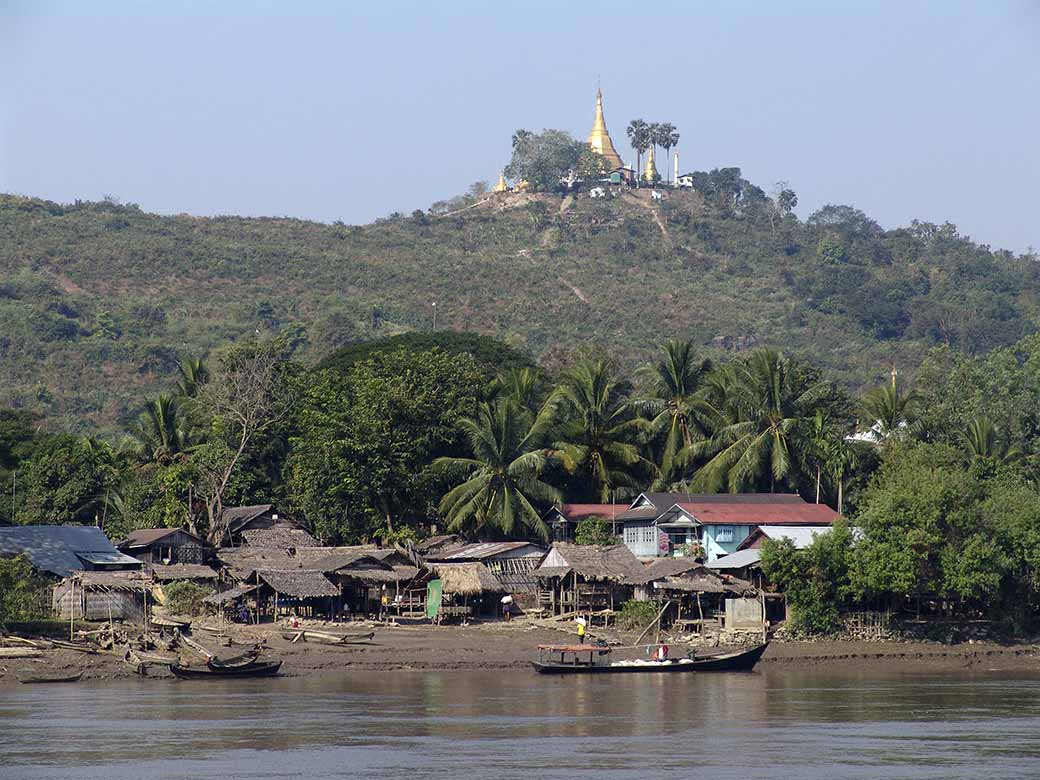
[169, 660, 282, 679]
[533, 643, 769, 675]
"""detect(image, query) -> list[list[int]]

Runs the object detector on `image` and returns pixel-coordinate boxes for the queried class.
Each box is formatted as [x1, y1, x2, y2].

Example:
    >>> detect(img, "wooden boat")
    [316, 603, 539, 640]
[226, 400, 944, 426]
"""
[532, 642, 769, 675]
[18, 671, 83, 684]
[206, 648, 262, 669]
[279, 629, 375, 645]
[169, 660, 282, 680]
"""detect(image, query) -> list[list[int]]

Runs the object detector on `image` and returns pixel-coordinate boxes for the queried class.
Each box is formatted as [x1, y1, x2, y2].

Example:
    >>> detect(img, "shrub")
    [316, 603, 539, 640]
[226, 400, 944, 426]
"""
[574, 516, 615, 546]
[0, 555, 51, 624]
[617, 599, 659, 631]
[162, 581, 213, 617]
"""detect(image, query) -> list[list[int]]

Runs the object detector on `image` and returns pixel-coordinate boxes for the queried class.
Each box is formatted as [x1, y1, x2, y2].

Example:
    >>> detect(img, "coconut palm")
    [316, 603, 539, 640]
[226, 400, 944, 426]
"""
[176, 357, 209, 399]
[551, 358, 653, 502]
[860, 371, 920, 442]
[491, 366, 545, 415]
[687, 348, 829, 493]
[961, 416, 1021, 466]
[432, 399, 558, 540]
[636, 340, 713, 489]
[132, 394, 191, 464]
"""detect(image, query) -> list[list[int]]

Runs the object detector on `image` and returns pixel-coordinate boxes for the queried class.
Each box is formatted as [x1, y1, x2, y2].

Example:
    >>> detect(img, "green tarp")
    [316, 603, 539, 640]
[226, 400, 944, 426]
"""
[426, 579, 442, 619]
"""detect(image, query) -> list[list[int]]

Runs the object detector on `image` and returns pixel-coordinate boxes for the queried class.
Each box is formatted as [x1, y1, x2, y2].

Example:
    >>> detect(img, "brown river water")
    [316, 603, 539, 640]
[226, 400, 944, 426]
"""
[3, 668, 1040, 779]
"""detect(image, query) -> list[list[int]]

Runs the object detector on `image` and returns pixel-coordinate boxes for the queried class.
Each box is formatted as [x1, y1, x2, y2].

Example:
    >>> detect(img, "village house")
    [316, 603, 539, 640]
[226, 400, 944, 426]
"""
[617, 493, 839, 561]
[0, 525, 148, 622]
[542, 503, 624, 542]
[118, 527, 208, 565]
[424, 541, 546, 598]
[532, 542, 650, 615]
[220, 504, 318, 548]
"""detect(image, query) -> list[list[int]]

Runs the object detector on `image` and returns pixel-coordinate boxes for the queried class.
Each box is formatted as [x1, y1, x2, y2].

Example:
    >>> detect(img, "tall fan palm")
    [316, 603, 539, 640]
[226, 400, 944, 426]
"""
[626, 119, 650, 180]
[688, 348, 828, 493]
[637, 340, 713, 489]
[961, 417, 1021, 466]
[860, 371, 919, 442]
[656, 123, 679, 183]
[552, 358, 652, 502]
[132, 394, 191, 464]
[432, 400, 558, 540]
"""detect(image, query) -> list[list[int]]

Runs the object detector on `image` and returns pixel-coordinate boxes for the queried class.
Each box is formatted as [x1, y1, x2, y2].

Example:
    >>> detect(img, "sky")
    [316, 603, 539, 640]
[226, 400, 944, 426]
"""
[2, 1, 1039, 253]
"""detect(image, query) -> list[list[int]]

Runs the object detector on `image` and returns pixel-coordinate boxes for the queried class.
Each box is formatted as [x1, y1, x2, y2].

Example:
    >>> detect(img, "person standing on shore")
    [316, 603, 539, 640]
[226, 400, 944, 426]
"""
[500, 594, 513, 622]
[576, 616, 587, 644]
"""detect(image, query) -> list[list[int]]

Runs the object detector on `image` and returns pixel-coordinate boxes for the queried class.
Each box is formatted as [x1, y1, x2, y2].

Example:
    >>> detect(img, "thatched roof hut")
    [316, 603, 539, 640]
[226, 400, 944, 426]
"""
[255, 570, 340, 598]
[431, 562, 504, 596]
[533, 543, 651, 585]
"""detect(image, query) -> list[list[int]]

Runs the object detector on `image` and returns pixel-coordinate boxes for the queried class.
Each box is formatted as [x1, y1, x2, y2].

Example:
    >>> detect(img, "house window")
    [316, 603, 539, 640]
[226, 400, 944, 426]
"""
[716, 526, 734, 543]
[643, 526, 655, 544]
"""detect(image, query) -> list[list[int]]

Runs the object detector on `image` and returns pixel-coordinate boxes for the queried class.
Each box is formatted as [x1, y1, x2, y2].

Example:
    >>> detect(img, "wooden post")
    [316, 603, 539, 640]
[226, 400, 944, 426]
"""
[69, 578, 75, 640]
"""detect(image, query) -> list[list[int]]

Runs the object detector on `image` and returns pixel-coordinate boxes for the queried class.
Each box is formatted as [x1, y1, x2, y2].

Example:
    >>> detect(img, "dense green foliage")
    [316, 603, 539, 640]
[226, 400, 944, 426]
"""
[162, 581, 214, 617]
[0, 555, 51, 623]
[573, 516, 615, 546]
[2, 178, 1036, 436]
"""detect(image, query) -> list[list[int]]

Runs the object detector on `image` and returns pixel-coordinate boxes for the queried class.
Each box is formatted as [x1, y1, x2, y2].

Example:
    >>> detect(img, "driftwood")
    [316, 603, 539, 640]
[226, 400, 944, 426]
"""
[49, 639, 99, 654]
[0, 648, 43, 658]
[175, 631, 215, 660]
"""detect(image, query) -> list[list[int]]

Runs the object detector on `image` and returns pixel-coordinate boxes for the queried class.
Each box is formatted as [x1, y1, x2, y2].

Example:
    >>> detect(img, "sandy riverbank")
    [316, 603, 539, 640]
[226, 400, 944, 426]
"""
[3, 620, 1038, 686]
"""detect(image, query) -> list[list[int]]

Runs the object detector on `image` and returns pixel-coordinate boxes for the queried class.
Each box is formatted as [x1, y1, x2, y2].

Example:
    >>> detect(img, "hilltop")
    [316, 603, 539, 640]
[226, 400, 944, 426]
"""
[1, 176, 1037, 433]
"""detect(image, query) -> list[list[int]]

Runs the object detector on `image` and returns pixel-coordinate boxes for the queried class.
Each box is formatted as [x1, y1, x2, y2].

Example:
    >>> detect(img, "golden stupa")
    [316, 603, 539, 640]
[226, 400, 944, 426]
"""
[586, 89, 624, 170]
[493, 172, 508, 192]
[642, 144, 659, 183]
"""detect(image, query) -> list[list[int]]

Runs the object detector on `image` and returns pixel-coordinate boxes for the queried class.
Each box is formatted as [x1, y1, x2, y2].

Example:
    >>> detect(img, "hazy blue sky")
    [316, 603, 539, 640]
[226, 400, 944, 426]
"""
[2, 1, 1038, 252]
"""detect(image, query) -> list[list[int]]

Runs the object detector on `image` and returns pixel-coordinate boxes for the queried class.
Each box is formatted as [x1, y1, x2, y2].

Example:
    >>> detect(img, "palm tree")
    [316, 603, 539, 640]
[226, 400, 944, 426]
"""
[132, 394, 191, 464]
[636, 340, 713, 489]
[688, 348, 829, 493]
[824, 437, 859, 515]
[551, 358, 652, 502]
[176, 357, 209, 399]
[961, 417, 1021, 465]
[859, 368, 919, 443]
[432, 400, 558, 540]
[626, 119, 650, 182]
[491, 367, 545, 415]
[802, 410, 834, 504]
[656, 123, 679, 184]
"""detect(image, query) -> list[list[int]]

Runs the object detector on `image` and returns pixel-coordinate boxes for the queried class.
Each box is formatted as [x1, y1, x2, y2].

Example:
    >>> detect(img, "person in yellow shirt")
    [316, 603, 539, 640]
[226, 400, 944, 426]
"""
[576, 616, 587, 644]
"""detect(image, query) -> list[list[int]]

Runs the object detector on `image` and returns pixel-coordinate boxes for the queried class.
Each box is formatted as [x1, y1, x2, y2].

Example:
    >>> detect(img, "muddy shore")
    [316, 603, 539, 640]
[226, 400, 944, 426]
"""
[4, 618, 1039, 686]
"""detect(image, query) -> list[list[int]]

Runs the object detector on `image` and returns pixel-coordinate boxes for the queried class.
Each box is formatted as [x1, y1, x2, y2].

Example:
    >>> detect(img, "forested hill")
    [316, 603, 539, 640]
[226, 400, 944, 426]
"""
[1, 176, 1037, 433]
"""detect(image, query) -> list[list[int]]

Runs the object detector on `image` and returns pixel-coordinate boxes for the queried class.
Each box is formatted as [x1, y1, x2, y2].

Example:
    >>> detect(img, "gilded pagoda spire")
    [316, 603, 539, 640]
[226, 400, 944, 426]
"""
[493, 171, 508, 192]
[587, 88, 624, 170]
[642, 144, 658, 183]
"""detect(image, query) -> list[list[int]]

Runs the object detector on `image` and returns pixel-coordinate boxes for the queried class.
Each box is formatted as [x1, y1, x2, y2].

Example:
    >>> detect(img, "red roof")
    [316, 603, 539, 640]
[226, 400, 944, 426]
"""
[670, 498, 838, 526]
[555, 504, 626, 521]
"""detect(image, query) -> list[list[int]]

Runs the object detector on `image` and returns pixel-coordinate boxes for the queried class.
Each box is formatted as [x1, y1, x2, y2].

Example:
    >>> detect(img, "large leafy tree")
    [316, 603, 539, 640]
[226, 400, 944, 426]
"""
[287, 346, 486, 544]
[637, 340, 712, 489]
[504, 129, 585, 192]
[16, 434, 117, 525]
[551, 357, 651, 502]
[433, 399, 557, 540]
[688, 348, 829, 493]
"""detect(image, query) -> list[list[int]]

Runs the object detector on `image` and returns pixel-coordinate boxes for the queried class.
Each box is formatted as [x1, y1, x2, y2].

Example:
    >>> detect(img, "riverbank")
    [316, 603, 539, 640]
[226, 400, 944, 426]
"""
[3, 619, 1039, 686]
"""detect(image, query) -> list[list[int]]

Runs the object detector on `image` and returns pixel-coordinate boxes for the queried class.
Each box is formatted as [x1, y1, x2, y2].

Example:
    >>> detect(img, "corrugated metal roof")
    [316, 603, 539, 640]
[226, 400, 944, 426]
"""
[432, 541, 546, 561]
[77, 551, 142, 566]
[0, 525, 136, 577]
[551, 504, 625, 522]
[742, 525, 833, 549]
[705, 549, 762, 570]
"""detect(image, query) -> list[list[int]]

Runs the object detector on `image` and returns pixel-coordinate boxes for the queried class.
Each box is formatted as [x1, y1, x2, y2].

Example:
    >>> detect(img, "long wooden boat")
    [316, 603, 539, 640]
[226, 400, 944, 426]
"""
[206, 648, 262, 669]
[280, 629, 374, 645]
[532, 642, 769, 675]
[17, 671, 83, 684]
[169, 660, 282, 680]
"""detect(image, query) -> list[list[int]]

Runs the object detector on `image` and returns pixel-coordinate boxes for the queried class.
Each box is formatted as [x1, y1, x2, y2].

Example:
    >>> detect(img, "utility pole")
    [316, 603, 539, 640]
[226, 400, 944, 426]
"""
[431, 301, 438, 331]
